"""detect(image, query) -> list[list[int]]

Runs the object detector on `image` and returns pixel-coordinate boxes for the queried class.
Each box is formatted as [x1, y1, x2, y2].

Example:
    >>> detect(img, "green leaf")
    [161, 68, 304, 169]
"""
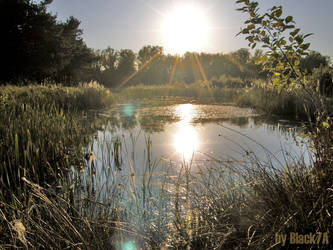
[277, 84, 283, 94]
[304, 33, 313, 39]
[301, 43, 310, 50]
[290, 28, 300, 37]
[295, 35, 303, 44]
[275, 9, 282, 17]
[247, 24, 256, 30]
[323, 122, 329, 129]
[242, 28, 250, 34]
[272, 77, 281, 86]
[285, 16, 293, 23]
[294, 60, 300, 66]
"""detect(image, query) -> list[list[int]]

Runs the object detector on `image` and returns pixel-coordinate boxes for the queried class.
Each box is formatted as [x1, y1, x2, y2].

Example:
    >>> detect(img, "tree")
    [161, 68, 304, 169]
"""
[98, 47, 119, 87]
[236, 0, 332, 184]
[300, 51, 330, 74]
[0, 0, 95, 84]
[137, 45, 163, 68]
[231, 48, 251, 65]
[116, 49, 136, 86]
[236, 1, 314, 92]
[137, 45, 166, 85]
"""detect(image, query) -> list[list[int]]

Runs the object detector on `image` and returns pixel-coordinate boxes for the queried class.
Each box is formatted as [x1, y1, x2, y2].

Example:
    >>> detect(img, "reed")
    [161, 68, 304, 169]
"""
[0, 84, 117, 248]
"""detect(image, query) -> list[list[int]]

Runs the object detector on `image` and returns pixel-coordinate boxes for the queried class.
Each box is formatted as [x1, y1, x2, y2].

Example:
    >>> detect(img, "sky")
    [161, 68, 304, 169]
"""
[47, 0, 333, 58]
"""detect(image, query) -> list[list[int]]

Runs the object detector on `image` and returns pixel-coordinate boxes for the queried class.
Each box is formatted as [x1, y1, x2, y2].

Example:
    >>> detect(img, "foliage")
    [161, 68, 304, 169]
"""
[230, 0, 333, 248]
[154, 153, 333, 249]
[0, 84, 117, 248]
[118, 82, 242, 104]
[95, 46, 261, 88]
[0, 0, 96, 85]
[236, 0, 313, 92]
[211, 74, 247, 88]
[0, 83, 114, 111]
[300, 51, 331, 74]
[235, 86, 313, 119]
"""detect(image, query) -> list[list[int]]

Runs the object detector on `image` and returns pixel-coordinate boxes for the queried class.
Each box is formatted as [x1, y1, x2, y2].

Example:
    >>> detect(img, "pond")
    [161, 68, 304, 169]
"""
[90, 103, 311, 173]
[70, 102, 313, 248]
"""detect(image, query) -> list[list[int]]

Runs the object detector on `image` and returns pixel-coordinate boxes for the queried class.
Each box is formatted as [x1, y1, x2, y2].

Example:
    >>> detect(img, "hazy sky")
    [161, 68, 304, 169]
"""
[47, 0, 333, 58]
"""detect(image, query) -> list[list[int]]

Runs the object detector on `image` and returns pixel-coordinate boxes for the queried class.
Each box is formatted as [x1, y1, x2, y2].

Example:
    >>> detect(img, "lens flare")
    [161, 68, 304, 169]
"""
[122, 241, 137, 250]
[122, 104, 135, 117]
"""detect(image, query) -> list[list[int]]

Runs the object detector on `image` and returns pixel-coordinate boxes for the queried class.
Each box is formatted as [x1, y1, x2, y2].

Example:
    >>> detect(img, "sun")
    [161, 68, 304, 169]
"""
[160, 4, 210, 55]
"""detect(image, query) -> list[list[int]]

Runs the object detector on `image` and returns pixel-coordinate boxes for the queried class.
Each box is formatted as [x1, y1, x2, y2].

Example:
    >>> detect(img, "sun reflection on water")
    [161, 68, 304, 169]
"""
[173, 104, 199, 162]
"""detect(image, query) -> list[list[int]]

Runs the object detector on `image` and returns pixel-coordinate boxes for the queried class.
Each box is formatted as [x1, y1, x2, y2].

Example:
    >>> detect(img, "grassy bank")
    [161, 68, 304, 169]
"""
[0, 84, 117, 248]
[235, 87, 313, 119]
[144, 151, 332, 249]
[119, 82, 332, 121]
[0, 83, 114, 111]
[1, 83, 332, 249]
[118, 82, 242, 104]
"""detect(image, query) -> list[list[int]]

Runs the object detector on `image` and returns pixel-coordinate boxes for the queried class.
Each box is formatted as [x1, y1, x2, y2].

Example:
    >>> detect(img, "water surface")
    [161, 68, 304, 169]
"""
[92, 103, 311, 173]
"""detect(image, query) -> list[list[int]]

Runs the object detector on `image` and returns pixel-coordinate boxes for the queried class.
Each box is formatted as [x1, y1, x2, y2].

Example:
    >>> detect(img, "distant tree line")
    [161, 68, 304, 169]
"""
[95, 45, 331, 89]
[95, 46, 265, 88]
[1, 0, 331, 89]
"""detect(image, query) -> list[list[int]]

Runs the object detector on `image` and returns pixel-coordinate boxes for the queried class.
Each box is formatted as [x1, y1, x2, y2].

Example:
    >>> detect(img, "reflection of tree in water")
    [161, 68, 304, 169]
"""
[251, 116, 304, 136]
[139, 115, 179, 133]
[119, 104, 138, 130]
[228, 117, 250, 128]
[106, 110, 121, 129]
[121, 115, 137, 130]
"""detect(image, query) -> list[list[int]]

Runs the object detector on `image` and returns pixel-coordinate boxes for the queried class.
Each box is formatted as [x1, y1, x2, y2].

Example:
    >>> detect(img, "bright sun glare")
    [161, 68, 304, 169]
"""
[161, 4, 210, 55]
[173, 104, 199, 162]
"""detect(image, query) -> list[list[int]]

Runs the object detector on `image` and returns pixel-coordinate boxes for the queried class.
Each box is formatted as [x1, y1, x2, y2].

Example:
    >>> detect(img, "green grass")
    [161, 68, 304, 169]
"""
[150, 154, 333, 249]
[0, 84, 117, 248]
[0, 83, 114, 111]
[118, 82, 242, 104]
[234, 87, 313, 119]
[71, 129, 332, 249]
[1, 82, 332, 249]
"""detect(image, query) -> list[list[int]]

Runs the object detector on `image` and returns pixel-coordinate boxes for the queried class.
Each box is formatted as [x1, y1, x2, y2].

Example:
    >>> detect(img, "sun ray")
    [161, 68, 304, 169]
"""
[193, 52, 215, 102]
[139, 0, 166, 17]
[193, 53, 208, 83]
[117, 51, 161, 89]
[168, 55, 179, 85]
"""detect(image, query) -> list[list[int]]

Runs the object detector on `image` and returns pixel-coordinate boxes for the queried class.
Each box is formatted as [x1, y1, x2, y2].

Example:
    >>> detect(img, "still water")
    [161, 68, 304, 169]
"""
[74, 103, 312, 248]
[90, 103, 311, 173]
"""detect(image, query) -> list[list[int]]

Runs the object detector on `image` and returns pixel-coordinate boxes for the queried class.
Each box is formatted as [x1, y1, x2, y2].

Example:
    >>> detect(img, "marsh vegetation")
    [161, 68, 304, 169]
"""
[1, 0, 332, 249]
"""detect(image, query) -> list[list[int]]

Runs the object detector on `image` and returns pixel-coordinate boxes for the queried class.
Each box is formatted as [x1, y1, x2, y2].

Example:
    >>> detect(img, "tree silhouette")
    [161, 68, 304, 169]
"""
[0, 0, 95, 85]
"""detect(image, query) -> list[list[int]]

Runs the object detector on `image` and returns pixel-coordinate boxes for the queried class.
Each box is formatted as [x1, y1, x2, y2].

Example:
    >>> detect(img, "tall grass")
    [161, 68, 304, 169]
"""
[77, 122, 331, 249]
[1, 83, 332, 249]
[0, 84, 117, 248]
[0, 83, 114, 111]
[119, 81, 331, 121]
[118, 82, 242, 104]
[132, 142, 332, 249]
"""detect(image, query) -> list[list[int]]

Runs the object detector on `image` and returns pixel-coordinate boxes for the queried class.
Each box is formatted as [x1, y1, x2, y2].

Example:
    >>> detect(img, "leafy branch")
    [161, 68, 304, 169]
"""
[236, 0, 313, 92]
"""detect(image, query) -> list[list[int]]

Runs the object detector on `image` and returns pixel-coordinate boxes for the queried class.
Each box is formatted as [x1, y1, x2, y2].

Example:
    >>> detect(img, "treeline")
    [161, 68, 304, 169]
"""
[1, 0, 331, 90]
[95, 46, 263, 88]
[0, 0, 96, 85]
